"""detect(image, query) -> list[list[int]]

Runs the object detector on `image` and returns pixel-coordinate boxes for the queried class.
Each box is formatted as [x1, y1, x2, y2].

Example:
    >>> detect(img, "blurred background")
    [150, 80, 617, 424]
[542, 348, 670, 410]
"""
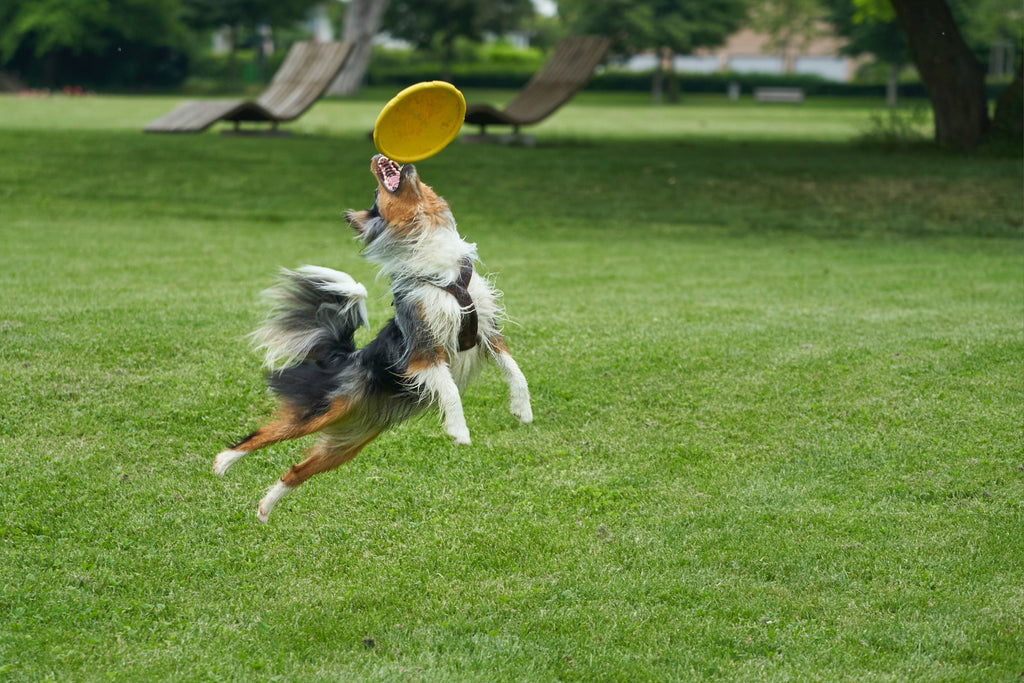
[0, 0, 1018, 103]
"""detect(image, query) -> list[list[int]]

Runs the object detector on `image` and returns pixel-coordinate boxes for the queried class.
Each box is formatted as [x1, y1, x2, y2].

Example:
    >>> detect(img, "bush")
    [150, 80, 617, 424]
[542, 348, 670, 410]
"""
[857, 106, 932, 148]
[367, 61, 542, 89]
[4, 41, 190, 90]
[182, 47, 290, 93]
[364, 61, 914, 96]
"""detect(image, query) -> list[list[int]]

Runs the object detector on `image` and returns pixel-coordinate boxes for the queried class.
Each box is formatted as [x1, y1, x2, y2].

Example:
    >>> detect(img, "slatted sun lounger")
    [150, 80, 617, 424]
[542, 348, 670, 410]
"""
[462, 35, 611, 146]
[145, 41, 352, 134]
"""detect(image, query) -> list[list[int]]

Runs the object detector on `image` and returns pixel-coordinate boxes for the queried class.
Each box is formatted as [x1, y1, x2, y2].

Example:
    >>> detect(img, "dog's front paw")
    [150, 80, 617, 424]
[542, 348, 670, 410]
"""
[447, 426, 472, 445]
[511, 398, 533, 425]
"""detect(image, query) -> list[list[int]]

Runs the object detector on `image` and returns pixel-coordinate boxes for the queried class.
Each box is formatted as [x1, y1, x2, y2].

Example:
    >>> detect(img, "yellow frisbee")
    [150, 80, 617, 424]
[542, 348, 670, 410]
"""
[373, 81, 466, 163]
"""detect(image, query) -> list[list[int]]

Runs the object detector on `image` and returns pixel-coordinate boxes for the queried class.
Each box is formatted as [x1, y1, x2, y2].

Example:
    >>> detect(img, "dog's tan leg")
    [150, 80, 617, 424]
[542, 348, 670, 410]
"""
[214, 420, 305, 476]
[213, 398, 353, 476]
[488, 335, 533, 424]
[257, 430, 378, 524]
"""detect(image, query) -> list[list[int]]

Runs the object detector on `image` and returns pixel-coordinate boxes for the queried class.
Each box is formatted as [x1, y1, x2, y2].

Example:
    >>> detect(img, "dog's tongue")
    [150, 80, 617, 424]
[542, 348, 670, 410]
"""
[378, 156, 402, 192]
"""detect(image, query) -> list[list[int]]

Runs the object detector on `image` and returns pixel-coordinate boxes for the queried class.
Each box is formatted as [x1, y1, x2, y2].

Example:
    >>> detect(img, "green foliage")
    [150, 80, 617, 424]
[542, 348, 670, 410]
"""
[0, 93, 1021, 680]
[181, 47, 293, 92]
[385, 0, 534, 74]
[558, 0, 747, 103]
[827, 0, 908, 65]
[858, 104, 931, 147]
[954, 0, 1023, 47]
[0, 0, 326, 89]
[0, 0, 192, 88]
[0, 0, 185, 62]
[748, 0, 826, 55]
[559, 0, 748, 54]
[371, 40, 545, 69]
[851, 0, 895, 23]
[180, 0, 324, 31]
[832, 0, 1022, 72]
[362, 60, 966, 99]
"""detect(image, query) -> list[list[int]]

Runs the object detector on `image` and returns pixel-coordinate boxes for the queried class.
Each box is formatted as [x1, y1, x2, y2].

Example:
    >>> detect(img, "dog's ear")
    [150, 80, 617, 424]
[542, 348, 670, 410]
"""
[345, 210, 368, 233]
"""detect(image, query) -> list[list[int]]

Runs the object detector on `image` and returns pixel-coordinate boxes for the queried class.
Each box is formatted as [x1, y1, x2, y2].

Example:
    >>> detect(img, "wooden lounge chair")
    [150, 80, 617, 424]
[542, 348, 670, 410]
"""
[145, 41, 352, 134]
[462, 35, 611, 146]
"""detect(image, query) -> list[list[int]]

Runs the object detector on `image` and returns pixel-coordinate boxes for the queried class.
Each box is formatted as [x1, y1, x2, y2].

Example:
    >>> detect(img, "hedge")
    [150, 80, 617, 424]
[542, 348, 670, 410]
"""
[367, 64, 1010, 100]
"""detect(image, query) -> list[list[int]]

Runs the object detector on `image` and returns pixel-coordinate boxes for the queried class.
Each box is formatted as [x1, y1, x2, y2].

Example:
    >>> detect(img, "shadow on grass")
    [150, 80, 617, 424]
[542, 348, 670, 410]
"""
[1, 129, 1020, 243]
[439, 137, 1022, 241]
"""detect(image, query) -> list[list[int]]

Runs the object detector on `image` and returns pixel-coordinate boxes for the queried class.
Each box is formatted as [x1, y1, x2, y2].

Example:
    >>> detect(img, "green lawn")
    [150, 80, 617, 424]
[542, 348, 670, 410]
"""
[0, 91, 1020, 681]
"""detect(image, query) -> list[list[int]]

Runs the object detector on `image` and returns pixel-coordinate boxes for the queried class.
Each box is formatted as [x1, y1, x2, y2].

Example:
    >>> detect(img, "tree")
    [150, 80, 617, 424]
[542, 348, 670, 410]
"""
[181, 0, 323, 87]
[834, 0, 1020, 146]
[0, 0, 188, 88]
[991, 67, 1022, 147]
[329, 0, 390, 96]
[953, 0, 1022, 75]
[559, 0, 748, 103]
[749, 0, 826, 74]
[384, 0, 534, 82]
[887, 0, 990, 150]
[826, 0, 909, 107]
[955, 0, 1022, 145]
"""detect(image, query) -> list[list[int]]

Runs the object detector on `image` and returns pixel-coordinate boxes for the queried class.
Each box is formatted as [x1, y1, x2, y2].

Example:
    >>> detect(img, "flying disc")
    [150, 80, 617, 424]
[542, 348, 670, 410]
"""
[373, 81, 466, 163]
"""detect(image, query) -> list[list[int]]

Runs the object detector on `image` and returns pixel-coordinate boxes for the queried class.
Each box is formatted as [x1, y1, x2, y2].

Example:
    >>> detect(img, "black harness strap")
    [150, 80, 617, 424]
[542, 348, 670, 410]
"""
[439, 257, 478, 352]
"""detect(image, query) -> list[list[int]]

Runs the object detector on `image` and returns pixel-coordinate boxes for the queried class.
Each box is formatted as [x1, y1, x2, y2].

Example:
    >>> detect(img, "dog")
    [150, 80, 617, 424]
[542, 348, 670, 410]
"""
[213, 154, 533, 523]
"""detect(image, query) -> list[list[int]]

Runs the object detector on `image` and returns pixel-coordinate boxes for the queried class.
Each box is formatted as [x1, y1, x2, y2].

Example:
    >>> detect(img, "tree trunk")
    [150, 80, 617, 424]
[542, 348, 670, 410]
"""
[651, 71, 663, 105]
[991, 65, 1023, 146]
[440, 33, 456, 83]
[42, 52, 57, 88]
[329, 0, 390, 96]
[255, 29, 266, 83]
[651, 47, 673, 105]
[885, 62, 899, 109]
[661, 47, 679, 103]
[227, 24, 239, 91]
[889, 0, 989, 150]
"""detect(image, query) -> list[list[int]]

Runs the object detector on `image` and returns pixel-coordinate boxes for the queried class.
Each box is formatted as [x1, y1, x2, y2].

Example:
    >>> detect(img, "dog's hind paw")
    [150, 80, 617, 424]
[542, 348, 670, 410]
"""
[257, 481, 293, 524]
[213, 449, 246, 476]
[256, 501, 271, 525]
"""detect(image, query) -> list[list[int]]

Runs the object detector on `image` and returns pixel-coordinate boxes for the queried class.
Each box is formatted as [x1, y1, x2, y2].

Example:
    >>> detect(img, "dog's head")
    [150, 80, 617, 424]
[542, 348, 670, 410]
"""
[344, 155, 453, 244]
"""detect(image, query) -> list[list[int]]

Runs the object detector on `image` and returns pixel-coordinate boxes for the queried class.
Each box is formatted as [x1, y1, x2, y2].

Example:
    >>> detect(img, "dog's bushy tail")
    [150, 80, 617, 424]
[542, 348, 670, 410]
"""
[251, 266, 369, 371]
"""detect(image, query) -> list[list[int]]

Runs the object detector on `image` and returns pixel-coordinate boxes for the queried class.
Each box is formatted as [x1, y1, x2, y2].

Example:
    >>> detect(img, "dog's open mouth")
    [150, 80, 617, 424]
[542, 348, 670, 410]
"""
[374, 155, 403, 193]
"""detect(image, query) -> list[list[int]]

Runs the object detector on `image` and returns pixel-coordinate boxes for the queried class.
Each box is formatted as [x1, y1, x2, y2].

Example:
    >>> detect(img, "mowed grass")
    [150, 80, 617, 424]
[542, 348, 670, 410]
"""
[0, 91, 1020, 681]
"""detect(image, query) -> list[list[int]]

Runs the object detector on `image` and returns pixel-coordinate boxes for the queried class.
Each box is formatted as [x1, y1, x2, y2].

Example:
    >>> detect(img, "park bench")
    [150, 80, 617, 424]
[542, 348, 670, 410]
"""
[753, 87, 805, 104]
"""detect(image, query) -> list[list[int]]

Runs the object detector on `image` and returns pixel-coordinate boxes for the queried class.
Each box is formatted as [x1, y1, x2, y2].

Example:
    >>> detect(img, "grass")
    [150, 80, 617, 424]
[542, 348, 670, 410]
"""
[0, 90, 1021, 681]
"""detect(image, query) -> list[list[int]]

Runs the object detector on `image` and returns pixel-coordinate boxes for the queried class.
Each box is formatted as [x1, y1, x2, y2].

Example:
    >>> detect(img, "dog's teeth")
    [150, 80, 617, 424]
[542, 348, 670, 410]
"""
[376, 156, 402, 191]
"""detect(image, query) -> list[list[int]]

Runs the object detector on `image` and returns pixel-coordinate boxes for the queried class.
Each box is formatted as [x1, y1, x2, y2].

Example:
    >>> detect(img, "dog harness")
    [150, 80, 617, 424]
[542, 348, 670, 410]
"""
[438, 256, 478, 352]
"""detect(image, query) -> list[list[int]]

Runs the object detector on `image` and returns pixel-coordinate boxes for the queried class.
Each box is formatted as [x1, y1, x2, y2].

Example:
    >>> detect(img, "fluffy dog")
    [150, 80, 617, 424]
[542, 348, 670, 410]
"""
[213, 155, 533, 523]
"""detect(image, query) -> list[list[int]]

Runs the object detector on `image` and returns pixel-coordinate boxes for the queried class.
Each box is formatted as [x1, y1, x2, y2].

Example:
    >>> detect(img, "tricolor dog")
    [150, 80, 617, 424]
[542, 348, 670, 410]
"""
[214, 155, 533, 523]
